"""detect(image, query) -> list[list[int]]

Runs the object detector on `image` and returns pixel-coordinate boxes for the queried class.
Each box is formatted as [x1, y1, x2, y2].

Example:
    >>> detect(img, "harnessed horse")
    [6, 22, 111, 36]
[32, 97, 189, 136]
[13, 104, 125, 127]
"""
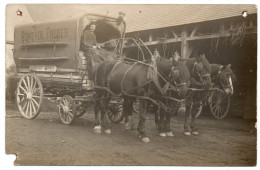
[93, 57, 189, 142]
[210, 64, 236, 95]
[183, 54, 212, 136]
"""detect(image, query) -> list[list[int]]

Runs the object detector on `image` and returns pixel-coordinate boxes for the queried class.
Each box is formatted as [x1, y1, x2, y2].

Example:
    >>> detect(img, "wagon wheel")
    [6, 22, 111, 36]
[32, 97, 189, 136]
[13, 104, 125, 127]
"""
[133, 99, 140, 113]
[194, 102, 203, 118]
[16, 74, 43, 119]
[58, 95, 76, 125]
[210, 90, 230, 119]
[107, 104, 124, 123]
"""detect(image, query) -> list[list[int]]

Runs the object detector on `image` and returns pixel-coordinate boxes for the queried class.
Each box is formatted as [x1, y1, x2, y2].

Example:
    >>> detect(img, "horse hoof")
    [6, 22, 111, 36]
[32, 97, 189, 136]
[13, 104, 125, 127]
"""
[159, 133, 167, 137]
[166, 132, 174, 137]
[94, 125, 102, 134]
[141, 137, 150, 143]
[104, 129, 112, 134]
[192, 131, 199, 135]
[184, 131, 191, 136]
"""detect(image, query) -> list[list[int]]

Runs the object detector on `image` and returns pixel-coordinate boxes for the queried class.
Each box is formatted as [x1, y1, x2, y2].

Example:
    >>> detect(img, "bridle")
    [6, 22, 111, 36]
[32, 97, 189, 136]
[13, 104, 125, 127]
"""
[192, 62, 211, 85]
[210, 65, 233, 90]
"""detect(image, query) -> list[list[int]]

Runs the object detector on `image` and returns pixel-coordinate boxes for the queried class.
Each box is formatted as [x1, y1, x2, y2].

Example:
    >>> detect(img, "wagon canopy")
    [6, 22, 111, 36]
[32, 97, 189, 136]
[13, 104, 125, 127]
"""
[13, 13, 126, 69]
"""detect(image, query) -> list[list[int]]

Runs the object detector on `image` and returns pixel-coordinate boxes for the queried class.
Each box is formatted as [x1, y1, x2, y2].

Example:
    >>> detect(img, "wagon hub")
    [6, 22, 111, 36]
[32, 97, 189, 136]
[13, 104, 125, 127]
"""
[26, 92, 33, 100]
[63, 106, 70, 114]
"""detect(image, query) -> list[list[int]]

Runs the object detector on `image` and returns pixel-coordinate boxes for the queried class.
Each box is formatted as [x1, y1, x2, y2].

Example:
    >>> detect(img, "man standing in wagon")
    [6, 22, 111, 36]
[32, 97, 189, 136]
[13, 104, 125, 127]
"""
[81, 22, 98, 88]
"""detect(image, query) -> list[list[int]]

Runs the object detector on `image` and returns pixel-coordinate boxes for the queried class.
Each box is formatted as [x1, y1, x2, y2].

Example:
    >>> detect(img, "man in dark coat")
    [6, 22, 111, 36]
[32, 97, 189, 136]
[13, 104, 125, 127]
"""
[81, 23, 98, 87]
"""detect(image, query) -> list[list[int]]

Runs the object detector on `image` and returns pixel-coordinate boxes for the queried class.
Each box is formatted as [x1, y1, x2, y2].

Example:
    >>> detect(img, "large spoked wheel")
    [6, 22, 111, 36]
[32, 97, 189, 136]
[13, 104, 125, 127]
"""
[16, 74, 43, 119]
[107, 104, 124, 123]
[210, 90, 230, 119]
[133, 99, 140, 113]
[58, 95, 76, 125]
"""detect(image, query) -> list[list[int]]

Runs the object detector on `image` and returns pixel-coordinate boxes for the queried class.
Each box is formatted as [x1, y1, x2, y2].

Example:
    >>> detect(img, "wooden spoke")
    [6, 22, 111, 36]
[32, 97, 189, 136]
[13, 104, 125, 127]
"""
[30, 76, 34, 91]
[26, 75, 31, 91]
[22, 79, 29, 91]
[19, 97, 26, 104]
[31, 98, 39, 108]
[32, 95, 41, 99]
[19, 86, 27, 93]
[31, 100, 36, 114]
[32, 88, 40, 94]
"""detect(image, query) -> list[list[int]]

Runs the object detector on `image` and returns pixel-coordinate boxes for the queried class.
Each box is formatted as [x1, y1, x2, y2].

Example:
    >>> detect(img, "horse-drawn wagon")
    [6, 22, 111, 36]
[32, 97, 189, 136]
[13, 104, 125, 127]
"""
[14, 13, 126, 124]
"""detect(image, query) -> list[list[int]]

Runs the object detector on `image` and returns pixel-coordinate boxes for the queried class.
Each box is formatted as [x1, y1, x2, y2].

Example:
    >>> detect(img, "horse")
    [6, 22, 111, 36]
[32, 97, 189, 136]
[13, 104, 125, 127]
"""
[93, 57, 190, 142]
[210, 64, 237, 95]
[182, 53, 212, 136]
[151, 55, 191, 137]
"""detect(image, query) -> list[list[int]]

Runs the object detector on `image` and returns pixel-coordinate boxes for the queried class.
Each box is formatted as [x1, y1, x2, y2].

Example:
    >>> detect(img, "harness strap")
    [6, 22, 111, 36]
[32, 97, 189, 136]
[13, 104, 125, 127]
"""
[120, 62, 138, 92]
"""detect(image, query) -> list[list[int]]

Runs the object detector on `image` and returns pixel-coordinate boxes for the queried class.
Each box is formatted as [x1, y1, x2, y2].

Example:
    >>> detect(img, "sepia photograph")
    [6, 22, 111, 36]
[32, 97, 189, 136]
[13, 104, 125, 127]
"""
[5, 3, 257, 166]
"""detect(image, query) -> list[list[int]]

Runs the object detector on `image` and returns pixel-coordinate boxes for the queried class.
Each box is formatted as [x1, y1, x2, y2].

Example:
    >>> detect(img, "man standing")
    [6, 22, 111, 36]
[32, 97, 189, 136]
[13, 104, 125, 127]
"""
[81, 23, 98, 87]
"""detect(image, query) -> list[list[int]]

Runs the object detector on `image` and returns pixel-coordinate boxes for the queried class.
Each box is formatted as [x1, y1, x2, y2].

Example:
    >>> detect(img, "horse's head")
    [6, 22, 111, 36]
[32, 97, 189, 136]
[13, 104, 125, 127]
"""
[170, 60, 191, 98]
[217, 64, 235, 96]
[158, 58, 190, 98]
[192, 54, 212, 90]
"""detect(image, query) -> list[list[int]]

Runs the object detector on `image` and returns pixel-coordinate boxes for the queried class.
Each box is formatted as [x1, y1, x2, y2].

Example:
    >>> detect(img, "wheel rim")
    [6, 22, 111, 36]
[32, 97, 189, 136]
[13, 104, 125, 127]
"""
[133, 100, 140, 113]
[107, 105, 124, 123]
[16, 74, 43, 119]
[59, 95, 75, 125]
[210, 91, 230, 119]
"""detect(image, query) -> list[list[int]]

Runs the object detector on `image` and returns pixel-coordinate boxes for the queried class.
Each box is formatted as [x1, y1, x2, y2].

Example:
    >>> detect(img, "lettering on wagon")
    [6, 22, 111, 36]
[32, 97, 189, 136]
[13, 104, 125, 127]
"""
[21, 27, 69, 43]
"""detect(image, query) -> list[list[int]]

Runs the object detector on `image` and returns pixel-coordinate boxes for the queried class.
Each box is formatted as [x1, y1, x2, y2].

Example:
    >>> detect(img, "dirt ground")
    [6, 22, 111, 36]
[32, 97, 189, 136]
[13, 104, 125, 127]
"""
[5, 100, 256, 166]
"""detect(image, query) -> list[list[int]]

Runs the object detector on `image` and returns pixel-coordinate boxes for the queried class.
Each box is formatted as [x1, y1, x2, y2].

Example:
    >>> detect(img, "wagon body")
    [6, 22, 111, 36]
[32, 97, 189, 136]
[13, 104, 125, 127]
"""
[14, 13, 126, 124]
[14, 14, 125, 88]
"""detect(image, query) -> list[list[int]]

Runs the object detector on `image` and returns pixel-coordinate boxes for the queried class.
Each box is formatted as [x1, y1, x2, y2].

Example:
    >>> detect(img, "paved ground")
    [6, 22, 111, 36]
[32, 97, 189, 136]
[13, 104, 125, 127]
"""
[5, 100, 256, 166]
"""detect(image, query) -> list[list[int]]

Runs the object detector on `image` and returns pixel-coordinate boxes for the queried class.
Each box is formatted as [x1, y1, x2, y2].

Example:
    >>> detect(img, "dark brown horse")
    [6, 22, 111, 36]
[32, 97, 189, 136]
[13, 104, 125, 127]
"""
[152, 58, 191, 137]
[210, 64, 237, 95]
[183, 54, 212, 136]
[93, 57, 189, 142]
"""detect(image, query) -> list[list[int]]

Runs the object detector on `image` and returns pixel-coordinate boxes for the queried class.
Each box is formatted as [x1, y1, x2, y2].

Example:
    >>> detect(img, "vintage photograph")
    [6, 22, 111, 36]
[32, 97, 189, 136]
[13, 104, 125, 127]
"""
[5, 4, 257, 166]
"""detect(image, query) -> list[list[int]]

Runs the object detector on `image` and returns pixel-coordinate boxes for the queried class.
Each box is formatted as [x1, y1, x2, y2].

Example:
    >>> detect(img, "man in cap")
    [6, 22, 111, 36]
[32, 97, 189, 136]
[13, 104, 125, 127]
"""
[81, 23, 98, 88]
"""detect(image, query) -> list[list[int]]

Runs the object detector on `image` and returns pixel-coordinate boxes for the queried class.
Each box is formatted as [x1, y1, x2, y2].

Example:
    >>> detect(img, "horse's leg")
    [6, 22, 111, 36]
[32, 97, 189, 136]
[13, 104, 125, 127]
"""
[190, 103, 199, 135]
[184, 103, 192, 136]
[158, 109, 167, 137]
[94, 92, 102, 134]
[153, 105, 159, 129]
[101, 94, 111, 134]
[165, 110, 174, 137]
[124, 97, 135, 130]
[137, 99, 150, 143]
